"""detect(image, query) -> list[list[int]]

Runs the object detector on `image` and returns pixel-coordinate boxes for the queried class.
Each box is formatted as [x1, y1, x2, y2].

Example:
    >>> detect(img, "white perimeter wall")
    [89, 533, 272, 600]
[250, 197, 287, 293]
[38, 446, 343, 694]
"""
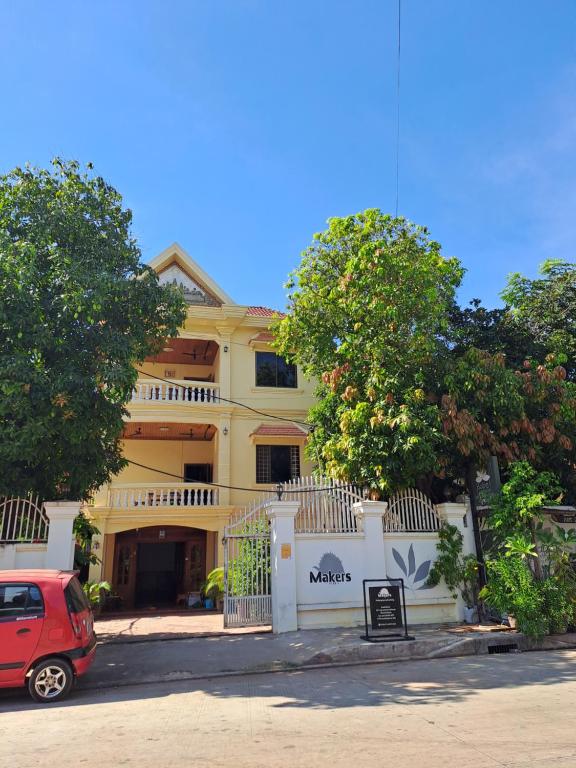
[0, 544, 47, 570]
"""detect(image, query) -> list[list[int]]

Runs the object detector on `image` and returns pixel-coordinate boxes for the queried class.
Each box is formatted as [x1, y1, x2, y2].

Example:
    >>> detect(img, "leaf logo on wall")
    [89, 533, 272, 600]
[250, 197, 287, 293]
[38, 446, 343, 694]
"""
[390, 544, 433, 591]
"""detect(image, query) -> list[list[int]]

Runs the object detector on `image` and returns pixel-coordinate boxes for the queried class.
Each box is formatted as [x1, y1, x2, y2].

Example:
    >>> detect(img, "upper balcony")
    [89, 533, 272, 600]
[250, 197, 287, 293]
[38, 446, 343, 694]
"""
[131, 380, 220, 406]
[132, 337, 221, 409]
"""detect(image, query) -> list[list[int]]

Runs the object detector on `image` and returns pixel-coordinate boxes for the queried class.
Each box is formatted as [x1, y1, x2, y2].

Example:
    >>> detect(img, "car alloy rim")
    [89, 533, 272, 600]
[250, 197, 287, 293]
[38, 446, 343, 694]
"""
[34, 666, 67, 698]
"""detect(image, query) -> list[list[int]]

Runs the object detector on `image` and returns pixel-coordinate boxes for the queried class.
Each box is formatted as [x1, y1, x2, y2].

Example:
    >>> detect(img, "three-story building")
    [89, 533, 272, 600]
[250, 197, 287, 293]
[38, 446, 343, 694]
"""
[89, 243, 315, 609]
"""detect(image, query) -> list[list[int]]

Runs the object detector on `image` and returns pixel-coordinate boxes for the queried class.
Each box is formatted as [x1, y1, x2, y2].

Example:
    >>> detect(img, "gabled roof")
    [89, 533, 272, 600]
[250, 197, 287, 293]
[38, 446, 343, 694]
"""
[149, 243, 235, 306]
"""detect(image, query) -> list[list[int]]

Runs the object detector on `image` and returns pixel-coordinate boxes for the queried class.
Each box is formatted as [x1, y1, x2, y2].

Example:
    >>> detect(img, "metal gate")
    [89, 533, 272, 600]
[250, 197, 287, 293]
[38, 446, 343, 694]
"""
[223, 499, 272, 628]
[222, 476, 363, 628]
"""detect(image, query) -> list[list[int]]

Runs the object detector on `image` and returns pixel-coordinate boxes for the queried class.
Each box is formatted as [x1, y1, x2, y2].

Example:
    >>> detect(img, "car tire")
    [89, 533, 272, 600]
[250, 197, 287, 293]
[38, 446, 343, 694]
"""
[28, 658, 74, 703]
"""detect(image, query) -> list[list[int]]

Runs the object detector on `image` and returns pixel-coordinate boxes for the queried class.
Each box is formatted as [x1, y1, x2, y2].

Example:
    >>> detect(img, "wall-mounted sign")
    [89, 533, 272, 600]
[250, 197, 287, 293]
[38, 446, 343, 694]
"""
[281, 543, 292, 560]
[309, 552, 351, 584]
[362, 578, 414, 643]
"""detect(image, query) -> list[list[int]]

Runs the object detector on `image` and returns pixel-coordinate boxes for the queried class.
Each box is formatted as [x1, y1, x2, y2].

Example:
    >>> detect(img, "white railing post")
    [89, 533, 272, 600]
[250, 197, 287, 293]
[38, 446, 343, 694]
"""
[44, 501, 81, 570]
[353, 500, 388, 580]
[266, 500, 299, 634]
[436, 502, 476, 556]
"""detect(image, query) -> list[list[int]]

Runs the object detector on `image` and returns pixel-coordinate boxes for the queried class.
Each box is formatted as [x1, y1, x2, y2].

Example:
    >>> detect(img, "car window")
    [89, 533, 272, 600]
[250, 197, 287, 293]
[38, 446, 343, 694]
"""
[64, 577, 90, 613]
[0, 583, 45, 620]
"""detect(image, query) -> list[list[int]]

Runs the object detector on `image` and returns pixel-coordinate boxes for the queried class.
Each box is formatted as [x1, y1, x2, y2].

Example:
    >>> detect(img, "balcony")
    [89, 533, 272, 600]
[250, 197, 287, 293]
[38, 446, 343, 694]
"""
[107, 483, 219, 509]
[131, 379, 220, 406]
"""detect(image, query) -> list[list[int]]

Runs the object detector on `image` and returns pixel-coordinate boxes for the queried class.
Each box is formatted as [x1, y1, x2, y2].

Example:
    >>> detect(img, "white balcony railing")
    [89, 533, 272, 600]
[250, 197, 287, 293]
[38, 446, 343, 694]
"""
[131, 380, 220, 405]
[108, 483, 219, 509]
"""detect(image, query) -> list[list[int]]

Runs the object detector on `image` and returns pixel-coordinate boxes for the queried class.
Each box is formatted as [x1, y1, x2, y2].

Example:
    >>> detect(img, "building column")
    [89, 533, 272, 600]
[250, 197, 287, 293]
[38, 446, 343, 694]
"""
[216, 332, 231, 401]
[44, 501, 81, 570]
[353, 500, 388, 579]
[266, 500, 299, 634]
[216, 419, 231, 506]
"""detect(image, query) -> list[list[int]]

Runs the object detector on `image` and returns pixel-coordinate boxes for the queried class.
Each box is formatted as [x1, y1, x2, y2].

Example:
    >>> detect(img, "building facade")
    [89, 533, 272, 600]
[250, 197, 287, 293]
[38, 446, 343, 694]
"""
[88, 243, 315, 608]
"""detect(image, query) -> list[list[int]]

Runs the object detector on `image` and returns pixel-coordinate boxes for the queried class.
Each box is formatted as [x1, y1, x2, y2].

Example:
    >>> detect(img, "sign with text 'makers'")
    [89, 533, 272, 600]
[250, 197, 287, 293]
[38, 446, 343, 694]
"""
[368, 585, 403, 630]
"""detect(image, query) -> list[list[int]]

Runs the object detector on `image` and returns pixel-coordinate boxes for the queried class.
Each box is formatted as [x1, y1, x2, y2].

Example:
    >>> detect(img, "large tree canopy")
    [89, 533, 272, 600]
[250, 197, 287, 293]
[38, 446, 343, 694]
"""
[0, 160, 186, 500]
[274, 210, 464, 492]
[274, 210, 576, 500]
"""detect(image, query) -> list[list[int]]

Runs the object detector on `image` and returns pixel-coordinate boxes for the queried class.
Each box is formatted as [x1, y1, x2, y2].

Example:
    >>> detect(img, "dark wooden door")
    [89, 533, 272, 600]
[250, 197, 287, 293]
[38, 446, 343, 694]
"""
[183, 538, 206, 592]
[114, 541, 137, 608]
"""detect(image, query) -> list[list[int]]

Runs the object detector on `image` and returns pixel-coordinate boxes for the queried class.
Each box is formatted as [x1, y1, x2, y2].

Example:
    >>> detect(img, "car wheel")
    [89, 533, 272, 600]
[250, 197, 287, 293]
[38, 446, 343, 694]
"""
[28, 658, 74, 703]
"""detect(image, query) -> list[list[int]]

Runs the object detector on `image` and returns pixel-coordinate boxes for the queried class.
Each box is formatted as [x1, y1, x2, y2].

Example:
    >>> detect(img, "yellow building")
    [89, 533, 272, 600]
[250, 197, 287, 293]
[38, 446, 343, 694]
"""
[89, 243, 315, 608]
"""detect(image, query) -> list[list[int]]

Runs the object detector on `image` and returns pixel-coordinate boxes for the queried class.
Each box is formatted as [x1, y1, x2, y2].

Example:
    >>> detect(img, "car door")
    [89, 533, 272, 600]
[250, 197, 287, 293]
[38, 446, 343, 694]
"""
[0, 583, 45, 684]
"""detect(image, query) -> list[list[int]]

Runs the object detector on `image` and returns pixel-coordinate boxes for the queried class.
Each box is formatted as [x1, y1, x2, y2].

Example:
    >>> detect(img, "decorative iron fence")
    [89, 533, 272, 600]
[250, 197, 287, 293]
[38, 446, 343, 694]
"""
[0, 496, 49, 543]
[286, 476, 363, 534]
[384, 488, 441, 533]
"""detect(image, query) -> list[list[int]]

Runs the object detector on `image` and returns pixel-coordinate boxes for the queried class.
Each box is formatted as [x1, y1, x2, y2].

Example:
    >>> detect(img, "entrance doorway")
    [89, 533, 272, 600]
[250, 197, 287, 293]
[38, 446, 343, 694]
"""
[113, 526, 207, 609]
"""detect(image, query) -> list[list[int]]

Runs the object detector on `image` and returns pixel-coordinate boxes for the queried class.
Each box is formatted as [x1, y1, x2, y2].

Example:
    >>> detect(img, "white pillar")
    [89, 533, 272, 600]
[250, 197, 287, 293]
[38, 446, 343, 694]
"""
[436, 502, 475, 556]
[266, 500, 299, 634]
[44, 501, 81, 570]
[436, 502, 475, 621]
[353, 500, 388, 579]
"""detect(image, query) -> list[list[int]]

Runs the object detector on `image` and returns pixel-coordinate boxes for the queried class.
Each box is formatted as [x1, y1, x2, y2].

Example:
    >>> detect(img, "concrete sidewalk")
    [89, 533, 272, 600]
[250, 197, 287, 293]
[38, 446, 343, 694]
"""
[83, 619, 576, 690]
[94, 611, 266, 643]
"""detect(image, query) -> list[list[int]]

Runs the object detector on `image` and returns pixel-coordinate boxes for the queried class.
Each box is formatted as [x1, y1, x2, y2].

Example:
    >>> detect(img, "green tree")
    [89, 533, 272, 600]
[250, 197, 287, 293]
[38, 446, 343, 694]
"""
[274, 210, 576, 499]
[502, 260, 576, 378]
[0, 159, 186, 500]
[273, 209, 464, 493]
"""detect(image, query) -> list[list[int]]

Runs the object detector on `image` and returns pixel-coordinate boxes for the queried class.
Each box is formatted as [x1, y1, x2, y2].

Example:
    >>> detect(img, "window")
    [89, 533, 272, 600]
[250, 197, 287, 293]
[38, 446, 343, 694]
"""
[255, 352, 297, 388]
[184, 464, 213, 483]
[0, 583, 44, 621]
[256, 445, 300, 483]
[64, 577, 90, 614]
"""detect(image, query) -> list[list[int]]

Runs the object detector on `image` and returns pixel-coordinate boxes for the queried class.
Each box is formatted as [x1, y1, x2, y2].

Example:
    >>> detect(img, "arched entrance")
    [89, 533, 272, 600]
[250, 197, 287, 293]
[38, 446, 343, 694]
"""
[113, 526, 207, 609]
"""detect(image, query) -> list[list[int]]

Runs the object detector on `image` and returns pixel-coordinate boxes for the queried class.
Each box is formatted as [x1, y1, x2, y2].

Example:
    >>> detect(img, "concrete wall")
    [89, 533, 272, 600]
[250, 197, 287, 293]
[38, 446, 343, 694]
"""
[0, 543, 47, 570]
[267, 500, 474, 633]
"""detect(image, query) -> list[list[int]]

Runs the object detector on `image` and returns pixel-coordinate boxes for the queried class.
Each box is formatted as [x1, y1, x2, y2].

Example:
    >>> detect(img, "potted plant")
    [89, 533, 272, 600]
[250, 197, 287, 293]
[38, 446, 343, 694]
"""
[201, 567, 224, 611]
[426, 524, 480, 623]
[82, 580, 111, 616]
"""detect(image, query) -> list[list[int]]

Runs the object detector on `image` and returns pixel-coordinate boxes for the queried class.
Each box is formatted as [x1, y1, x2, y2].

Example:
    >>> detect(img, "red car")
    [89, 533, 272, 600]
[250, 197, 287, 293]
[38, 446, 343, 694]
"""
[0, 569, 96, 703]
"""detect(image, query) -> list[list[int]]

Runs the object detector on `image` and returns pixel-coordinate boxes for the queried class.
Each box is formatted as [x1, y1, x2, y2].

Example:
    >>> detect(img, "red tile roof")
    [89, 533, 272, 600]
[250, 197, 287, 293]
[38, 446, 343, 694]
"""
[250, 331, 275, 343]
[251, 424, 308, 437]
[247, 306, 285, 318]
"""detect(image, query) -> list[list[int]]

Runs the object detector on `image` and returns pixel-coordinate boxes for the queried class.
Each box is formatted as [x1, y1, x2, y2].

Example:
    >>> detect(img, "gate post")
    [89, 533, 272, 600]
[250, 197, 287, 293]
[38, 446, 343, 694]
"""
[353, 500, 388, 578]
[266, 500, 299, 634]
[436, 502, 475, 555]
[44, 501, 81, 570]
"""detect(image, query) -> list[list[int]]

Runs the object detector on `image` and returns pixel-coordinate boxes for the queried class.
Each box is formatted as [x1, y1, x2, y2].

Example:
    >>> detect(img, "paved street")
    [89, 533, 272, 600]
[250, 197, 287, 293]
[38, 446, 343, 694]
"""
[2, 650, 576, 767]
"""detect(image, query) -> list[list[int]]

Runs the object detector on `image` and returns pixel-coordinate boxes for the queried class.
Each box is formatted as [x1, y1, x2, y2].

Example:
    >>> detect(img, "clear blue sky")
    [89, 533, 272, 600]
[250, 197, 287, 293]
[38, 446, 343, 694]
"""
[2, 1, 575, 310]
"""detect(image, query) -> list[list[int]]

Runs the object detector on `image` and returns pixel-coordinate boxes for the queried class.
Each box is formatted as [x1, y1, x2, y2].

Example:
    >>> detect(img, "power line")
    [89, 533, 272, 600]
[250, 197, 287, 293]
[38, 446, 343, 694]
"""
[134, 368, 313, 429]
[395, 0, 402, 217]
[126, 459, 355, 495]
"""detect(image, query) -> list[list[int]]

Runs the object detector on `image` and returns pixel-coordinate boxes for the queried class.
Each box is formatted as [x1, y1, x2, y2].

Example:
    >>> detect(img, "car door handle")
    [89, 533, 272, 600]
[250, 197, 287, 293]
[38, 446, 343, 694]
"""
[16, 628, 31, 635]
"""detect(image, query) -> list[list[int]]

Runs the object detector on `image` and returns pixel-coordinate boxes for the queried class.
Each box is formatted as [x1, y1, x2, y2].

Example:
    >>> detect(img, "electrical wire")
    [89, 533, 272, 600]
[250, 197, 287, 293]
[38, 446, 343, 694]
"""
[395, 0, 402, 217]
[134, 368, 313, 429]
[126, 458, 355, 495]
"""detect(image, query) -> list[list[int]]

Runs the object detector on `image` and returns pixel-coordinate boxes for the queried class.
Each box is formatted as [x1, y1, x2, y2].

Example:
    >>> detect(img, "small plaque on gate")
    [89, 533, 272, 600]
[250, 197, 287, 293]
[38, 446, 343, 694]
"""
[281, 543, 292, 559]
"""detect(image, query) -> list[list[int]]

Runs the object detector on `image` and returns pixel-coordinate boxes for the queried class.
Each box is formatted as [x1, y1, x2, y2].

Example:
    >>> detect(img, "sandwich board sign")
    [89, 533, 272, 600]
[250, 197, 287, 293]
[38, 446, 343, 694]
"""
[362, 578, 414, 642]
